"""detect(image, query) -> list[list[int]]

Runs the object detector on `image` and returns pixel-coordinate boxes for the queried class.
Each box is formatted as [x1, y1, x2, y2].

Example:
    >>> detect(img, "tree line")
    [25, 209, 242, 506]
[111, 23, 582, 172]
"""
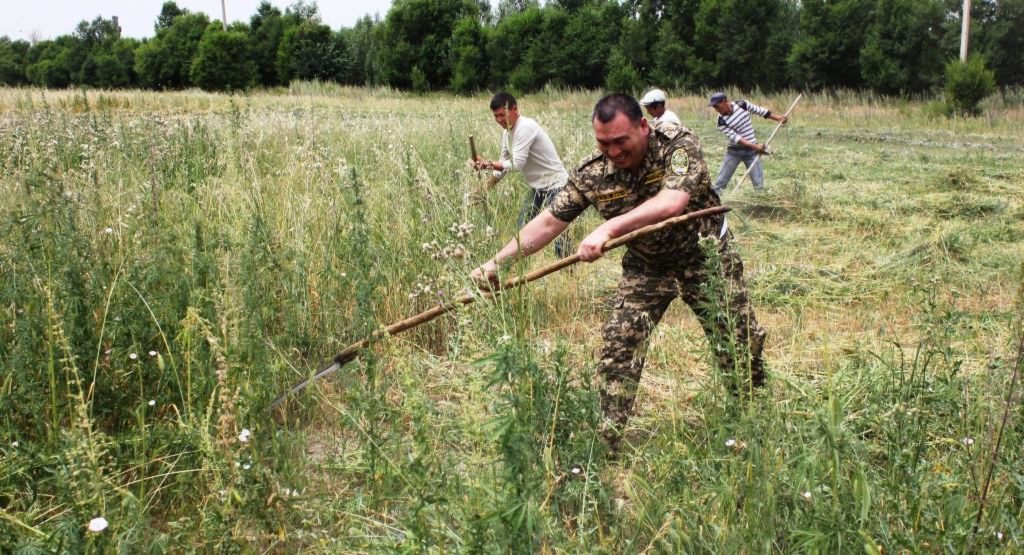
[0, 0, 1021, 95]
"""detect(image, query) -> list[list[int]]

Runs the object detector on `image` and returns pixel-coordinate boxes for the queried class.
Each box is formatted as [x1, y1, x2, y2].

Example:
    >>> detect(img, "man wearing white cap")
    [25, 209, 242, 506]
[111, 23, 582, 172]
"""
[639, 88, 681, 127]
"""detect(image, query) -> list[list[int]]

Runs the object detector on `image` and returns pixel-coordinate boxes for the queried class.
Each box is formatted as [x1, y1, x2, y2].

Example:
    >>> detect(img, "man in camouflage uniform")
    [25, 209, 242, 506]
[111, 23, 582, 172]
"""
[472, 94, 766, 449]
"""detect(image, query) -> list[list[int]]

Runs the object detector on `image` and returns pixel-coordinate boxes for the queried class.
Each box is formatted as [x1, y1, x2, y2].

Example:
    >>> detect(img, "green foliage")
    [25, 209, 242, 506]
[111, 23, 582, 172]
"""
[616, 0, 660, 78]
[860, 0, 945, 95]
[275, 21, 348, 84]
[24, 37, 78, 88]
[342, 16, 385, 86]
[191, 26, 256, 91]
[135, 12, 210, 89]
[155, 1, 186, 33]
[650, 0, 698, 88]
[978, 0, 1024, 86]
[409, 65, 429, 94]
[788, 0, 873, 90]
[604, 48, 641, 94]
[248, 1, 286, 86]
[0, 37, 30, 85]
[378, 0, 479, 90]
[555, 2, 623, 89]
[689, 0, 798, 91]
[450, 17, 487, 94]
[944, 56, 996, 116]
[3, 0, 1024, 94]
[487, 6, 544, 89]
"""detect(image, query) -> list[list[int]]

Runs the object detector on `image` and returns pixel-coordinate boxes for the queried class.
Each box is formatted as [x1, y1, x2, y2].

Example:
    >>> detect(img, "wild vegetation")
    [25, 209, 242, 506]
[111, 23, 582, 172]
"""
[1, 85, 1023, 552]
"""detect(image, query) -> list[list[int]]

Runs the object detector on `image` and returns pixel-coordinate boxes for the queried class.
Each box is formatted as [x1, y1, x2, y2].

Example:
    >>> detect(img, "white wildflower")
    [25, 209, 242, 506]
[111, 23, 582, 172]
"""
[11, 441, 18, 448]
[242, 463, 251, 470]
[129, 353, 138, 360]
[802, 491, 812, 500]
[104, 227, 113, 234]
[148, 400, 155, 407]
[962, 437, 974, 446]
[725, 438, 736, 448]
[239, 429, 251, 443]
[148, 350, 157, 357]
[996, 531, 1004, 540]
[87, 517, 108, 532]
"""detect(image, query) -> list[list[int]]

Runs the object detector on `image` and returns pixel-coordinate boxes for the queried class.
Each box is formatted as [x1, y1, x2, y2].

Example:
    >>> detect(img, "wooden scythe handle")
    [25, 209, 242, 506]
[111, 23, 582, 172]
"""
[271, 205, 732, 409]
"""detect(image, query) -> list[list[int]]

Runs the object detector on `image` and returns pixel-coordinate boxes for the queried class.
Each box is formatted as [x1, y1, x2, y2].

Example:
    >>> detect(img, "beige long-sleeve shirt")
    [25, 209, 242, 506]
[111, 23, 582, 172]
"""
[494, 116, 568, 192]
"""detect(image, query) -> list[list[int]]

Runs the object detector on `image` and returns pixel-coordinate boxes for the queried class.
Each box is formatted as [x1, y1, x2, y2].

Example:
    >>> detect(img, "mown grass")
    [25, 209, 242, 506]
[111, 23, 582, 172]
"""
[1, 85, 1022, 553]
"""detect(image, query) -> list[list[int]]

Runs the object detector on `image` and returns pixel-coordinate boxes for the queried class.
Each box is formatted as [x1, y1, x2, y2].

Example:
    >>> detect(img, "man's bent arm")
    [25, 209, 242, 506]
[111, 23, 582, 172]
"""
[577, 189, 690, 261]
[472, 211, 569, 281]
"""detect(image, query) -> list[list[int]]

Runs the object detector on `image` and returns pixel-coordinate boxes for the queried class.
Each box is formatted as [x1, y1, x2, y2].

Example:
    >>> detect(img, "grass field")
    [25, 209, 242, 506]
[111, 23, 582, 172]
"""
[1, 84, 1023, 553]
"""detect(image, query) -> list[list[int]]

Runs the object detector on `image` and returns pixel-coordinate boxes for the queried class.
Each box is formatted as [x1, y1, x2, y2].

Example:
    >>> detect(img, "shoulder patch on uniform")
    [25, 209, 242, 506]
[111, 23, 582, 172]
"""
[575, 150, 603, 172]
[670, 148, 690, 175]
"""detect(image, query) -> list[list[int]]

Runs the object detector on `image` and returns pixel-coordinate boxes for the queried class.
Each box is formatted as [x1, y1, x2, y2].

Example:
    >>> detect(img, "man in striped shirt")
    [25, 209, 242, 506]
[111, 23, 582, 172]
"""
[708, 92, 788, 194]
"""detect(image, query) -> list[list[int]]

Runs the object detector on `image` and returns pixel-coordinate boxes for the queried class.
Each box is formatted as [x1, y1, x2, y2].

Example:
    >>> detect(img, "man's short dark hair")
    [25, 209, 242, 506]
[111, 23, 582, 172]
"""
[490, 92, 517, 111]
[593, 93, 644, 124]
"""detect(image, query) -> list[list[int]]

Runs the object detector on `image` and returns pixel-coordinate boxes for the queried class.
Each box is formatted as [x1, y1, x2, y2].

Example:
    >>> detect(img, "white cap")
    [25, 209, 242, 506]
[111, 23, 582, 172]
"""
[640, 89, 667, 106]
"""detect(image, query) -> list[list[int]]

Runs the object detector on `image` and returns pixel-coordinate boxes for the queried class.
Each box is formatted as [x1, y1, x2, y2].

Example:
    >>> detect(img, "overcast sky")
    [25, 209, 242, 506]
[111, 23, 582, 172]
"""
[1, 1, 395, 41]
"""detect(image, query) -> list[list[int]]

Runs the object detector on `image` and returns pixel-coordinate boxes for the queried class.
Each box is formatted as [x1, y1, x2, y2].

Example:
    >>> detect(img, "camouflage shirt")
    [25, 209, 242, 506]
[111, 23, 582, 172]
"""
[548, 122, 724, 266]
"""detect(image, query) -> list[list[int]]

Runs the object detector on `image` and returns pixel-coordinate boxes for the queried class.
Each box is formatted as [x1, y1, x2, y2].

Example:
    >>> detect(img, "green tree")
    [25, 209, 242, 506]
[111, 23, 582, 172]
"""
[860, 0, 946, 94]
[341, 16, 384, 85]
[690, 0, 797, 90]
[378, 0, 479, 90]
[0, 37, 30, 85]
[276, 21, 347, 83]
[79, 38, 138, 88]
[191, 24, 256, 91]
[155, 1, 186, 32]
[25, 37, 79, 88]
[788, 0, 874, 89]
[497, 0, 539, 21]
[605, 47, 642, 94]
[557, 1, 623, 88]
[249, 1, 286, 86]
[944, 56, 996, 115]
[618, 0, 664, 79]
[651, 0, 698, 87]
[981, 0, 1024, 85]
[487, 7, 544, 89]
[449, 16, 488, 93]
[135, 12, 210, 89]
[73, 16, 138, 87]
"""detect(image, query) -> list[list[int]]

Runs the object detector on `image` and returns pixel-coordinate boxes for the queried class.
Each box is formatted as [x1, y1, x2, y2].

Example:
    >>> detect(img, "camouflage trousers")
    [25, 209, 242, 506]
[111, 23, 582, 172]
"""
[599, 237, 766, 444]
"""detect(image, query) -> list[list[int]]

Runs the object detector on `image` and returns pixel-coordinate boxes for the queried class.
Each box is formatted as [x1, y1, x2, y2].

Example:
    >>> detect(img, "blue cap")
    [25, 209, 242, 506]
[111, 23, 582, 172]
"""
[708, 92, 727, 106]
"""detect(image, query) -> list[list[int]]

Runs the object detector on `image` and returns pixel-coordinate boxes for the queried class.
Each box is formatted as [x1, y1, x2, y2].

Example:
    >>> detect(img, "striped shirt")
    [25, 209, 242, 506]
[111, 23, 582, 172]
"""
[717, 100, 771, 148]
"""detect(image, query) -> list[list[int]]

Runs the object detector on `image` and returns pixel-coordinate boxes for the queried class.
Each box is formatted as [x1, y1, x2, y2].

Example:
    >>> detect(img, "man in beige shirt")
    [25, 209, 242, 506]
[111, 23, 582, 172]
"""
[472, 92, 572, 256]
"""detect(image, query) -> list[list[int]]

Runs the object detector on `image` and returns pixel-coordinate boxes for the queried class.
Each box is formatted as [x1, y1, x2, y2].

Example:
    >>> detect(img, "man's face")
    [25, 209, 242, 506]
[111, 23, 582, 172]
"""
[492, 105, 519, 129]
[712, 100, 731, 116]
[644, 103, 665, 118]
[593, 112, 650, 170]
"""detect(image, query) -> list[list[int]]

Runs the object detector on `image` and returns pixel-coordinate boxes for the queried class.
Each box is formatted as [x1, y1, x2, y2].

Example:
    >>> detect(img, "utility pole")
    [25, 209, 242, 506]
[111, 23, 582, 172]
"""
[960, 0, 972, 62]
[221, 0, 228, 30]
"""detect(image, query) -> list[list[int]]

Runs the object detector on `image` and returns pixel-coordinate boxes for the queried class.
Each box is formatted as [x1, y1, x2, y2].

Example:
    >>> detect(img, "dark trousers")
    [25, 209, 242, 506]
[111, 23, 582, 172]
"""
[517, 187, 572, 258]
